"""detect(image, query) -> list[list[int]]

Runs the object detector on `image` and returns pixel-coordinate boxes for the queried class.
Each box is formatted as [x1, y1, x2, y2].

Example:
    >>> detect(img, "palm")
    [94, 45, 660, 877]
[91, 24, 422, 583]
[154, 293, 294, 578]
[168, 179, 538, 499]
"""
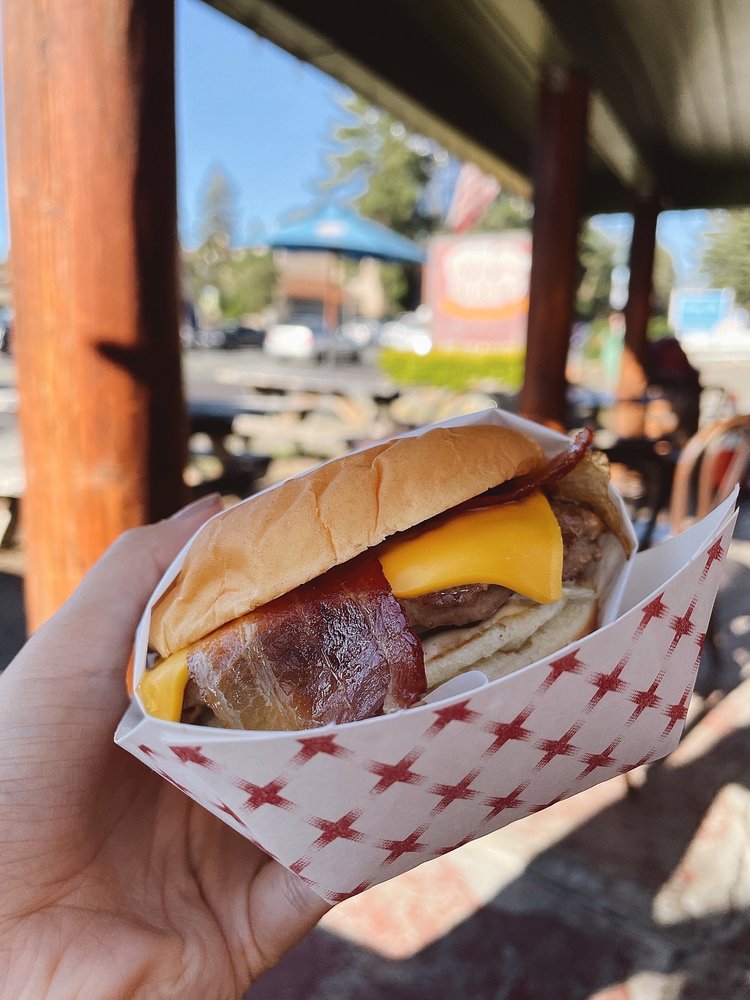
[58, 752, 273, 997]
[0, 506, 327, 999]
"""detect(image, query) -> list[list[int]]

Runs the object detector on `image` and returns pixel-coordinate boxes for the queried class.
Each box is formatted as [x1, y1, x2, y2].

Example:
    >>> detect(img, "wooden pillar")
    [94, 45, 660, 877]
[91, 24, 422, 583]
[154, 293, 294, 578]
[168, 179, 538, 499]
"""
[3, 0, 187, 630]
[615, 193, 660, 437]
[520, 66, 589, 430]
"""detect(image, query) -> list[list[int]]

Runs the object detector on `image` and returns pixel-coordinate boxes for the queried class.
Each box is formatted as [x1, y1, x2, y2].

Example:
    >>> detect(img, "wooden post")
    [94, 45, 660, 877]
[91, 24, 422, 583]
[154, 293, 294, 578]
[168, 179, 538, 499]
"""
[615, 193, 660, 437]
[3, 0, 187, 630]
[520, 66, 589, 429]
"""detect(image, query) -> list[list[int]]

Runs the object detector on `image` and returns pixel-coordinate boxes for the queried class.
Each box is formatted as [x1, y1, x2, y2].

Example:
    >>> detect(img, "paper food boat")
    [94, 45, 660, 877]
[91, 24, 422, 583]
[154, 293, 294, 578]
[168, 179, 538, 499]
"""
[115, 410, 737, 903]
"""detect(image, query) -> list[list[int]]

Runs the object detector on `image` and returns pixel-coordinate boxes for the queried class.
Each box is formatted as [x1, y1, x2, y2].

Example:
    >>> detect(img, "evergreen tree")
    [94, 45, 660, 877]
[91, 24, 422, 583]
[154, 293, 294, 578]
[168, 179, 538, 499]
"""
[183, 167, 275, 322]
[326, 95, 440, 238]
[325, 96, 444, 310]
[701, 209, 750, 309]
[474, 191, 533, 232]
[577, 223, 615, 321]
[199, 169, 236, 249]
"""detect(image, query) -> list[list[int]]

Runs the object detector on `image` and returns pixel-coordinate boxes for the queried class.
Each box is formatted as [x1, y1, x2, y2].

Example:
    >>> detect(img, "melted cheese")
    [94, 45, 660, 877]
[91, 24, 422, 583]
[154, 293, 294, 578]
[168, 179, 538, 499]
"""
[137, 649, 189, 723]
[377, 491, 563, 604]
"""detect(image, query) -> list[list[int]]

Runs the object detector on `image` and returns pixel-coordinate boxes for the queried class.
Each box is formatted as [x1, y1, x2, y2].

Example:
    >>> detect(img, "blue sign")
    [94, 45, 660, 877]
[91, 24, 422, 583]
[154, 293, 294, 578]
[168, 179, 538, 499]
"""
[671, 288, 734, 334]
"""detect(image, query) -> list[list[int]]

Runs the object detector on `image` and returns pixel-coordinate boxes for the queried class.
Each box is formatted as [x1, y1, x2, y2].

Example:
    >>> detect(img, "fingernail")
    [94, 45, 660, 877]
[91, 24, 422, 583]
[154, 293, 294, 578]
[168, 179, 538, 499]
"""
[170, 492, 222, 519]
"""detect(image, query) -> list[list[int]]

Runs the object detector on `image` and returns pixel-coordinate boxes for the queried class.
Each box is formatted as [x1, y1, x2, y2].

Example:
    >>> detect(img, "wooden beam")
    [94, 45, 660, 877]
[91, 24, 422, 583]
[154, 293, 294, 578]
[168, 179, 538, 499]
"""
[3, 0, 187, 630]
[520, 66, 589, 429]
[615, 192, 660, 437]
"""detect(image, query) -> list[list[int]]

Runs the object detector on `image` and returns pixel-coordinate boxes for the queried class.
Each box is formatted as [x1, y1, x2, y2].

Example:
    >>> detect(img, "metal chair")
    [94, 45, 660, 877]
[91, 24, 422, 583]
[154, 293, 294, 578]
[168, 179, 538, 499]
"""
[669, 414, 750, 535]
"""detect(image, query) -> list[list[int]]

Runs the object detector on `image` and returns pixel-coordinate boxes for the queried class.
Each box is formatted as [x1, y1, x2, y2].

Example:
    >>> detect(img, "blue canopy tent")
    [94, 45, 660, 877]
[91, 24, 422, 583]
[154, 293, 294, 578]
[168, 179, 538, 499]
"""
[265, 203, 426, 264]
[265, 203, 426, 333]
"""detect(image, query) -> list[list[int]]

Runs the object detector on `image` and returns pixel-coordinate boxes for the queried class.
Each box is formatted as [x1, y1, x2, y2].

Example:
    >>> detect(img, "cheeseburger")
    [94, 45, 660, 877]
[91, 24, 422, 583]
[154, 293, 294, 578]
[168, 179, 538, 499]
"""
[139, 423, 632, 731]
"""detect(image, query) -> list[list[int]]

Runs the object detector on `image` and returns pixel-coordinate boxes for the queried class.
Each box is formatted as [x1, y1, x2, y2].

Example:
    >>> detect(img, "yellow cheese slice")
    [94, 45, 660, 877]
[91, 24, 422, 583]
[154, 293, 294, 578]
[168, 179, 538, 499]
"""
[137, 648, 189, 723]
[377, 491, 563, 604]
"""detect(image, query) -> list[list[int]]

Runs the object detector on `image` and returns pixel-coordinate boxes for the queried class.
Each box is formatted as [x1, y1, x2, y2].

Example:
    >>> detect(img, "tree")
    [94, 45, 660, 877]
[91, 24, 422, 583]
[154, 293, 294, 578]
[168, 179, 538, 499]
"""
[198, 169, 236, 249]
[326, 95, 441, 238]
[474, 191, 533, 232]
[652, 243, 676, 314]
[183, 167, 275, 322]
[325, 95, 444, 310]
[576, 223, 616, 321]
[701, 209, 750, 309]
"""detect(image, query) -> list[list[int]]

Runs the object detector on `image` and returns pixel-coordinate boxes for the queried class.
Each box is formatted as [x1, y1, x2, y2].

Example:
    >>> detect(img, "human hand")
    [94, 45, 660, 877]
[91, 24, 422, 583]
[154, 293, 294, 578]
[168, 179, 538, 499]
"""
[0, 495, 329, 1000]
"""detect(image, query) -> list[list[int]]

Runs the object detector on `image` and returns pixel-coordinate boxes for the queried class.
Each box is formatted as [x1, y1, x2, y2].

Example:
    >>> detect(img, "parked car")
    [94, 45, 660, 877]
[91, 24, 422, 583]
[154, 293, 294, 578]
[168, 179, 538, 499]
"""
[378, 307, 432, 355]
[215, 322, 265, 350]
[0, 307, 13, 356]
[263, 316, 360, 363]
[336, 317, 382, 349]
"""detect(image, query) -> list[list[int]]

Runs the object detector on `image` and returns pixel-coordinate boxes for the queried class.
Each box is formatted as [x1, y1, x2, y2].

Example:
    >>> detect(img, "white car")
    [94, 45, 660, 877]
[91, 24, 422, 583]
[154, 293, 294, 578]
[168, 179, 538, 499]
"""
[263, 317, 360, 363]
[377, 308, 432, 355]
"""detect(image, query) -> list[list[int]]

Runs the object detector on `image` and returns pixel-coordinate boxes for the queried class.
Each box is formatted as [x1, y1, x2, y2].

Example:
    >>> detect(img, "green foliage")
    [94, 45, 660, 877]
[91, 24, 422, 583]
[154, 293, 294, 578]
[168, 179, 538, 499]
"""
[474, 192, 533, 232]
[652, 244, 676, 312]
[325, 95, 442, 311]
[183, 246, 276, 321]
[378, 348, 525, 392]
[183, 167, 275, 321]
[647, 314, 673, 341]
[577, 223, 615, 320]
[701, 209, 750, 309]
[326, 95, 439, 238]
[199, 169, 236, 248]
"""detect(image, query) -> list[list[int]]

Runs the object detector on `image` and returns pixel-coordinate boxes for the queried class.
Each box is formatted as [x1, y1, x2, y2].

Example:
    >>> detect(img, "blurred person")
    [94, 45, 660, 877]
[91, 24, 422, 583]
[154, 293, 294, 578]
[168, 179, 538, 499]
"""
[645, 336, 702, 447]
[0, 493, 328, 999]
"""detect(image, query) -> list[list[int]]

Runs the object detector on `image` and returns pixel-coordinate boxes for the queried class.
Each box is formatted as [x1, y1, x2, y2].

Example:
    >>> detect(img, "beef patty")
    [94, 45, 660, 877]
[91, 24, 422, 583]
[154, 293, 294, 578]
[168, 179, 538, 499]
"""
[400, 583, 513, 634]
[399, 498, 605, 634]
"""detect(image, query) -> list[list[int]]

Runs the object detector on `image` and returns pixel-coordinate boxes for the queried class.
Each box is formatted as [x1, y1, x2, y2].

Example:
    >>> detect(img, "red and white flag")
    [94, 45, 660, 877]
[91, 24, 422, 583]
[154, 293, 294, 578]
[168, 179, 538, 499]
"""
[445, 162, 501, 233]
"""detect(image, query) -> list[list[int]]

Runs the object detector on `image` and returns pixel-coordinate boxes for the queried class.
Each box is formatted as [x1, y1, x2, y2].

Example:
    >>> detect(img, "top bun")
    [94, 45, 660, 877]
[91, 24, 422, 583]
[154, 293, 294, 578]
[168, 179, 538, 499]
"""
[149, 423, 544, 657]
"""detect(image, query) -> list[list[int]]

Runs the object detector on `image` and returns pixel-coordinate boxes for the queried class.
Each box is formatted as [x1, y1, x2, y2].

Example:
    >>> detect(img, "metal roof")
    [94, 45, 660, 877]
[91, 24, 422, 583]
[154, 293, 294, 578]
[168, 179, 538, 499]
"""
[205, 0, 750, 212]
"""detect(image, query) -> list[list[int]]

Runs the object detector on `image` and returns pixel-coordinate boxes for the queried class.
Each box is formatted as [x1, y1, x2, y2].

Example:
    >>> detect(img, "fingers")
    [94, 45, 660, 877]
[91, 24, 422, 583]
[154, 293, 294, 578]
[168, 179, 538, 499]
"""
[6, 492, 224, 692]
[246, 861, 331, 979]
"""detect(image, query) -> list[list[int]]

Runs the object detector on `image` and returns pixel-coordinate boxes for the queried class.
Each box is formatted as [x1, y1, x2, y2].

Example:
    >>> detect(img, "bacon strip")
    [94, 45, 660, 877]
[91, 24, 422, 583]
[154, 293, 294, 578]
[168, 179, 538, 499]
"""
[452, 427, 594, 512]
[187, 557, 425, 730]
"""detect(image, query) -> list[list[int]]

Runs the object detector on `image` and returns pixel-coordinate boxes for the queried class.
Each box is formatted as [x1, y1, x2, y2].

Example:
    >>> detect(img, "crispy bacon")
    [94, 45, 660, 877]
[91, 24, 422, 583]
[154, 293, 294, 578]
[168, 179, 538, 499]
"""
[451, 427, 594, 512]
[187, 557, 425, 731]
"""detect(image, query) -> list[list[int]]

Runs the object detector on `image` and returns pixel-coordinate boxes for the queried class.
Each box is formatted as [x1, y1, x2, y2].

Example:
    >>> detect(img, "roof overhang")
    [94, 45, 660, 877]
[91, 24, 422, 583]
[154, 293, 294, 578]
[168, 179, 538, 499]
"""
[206, 0, 750, 212]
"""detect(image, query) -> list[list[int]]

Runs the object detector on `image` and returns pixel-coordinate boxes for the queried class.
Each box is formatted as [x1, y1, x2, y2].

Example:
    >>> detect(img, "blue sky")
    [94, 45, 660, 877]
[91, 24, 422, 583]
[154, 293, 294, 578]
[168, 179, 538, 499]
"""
[175, 0, 347, 247]
[0, 0, 712, 280]
[593, 210, 712, 286]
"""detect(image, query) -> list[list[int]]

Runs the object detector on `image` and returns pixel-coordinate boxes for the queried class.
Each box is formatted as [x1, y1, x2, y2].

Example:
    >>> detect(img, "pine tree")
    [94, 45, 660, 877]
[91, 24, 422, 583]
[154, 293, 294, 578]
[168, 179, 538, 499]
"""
[701, 209, 750, 309]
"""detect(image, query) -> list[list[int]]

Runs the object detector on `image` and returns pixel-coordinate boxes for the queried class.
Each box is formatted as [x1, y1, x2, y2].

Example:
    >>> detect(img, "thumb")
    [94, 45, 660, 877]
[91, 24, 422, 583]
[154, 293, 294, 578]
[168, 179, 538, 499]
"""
[67, 492, 225, 642]
[6, 492, 224, 693]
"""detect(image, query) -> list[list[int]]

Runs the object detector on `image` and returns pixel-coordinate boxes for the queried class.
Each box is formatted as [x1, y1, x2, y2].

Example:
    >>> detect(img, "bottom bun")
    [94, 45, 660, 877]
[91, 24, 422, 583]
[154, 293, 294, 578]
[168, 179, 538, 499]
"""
[423, 589, 598, 689]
